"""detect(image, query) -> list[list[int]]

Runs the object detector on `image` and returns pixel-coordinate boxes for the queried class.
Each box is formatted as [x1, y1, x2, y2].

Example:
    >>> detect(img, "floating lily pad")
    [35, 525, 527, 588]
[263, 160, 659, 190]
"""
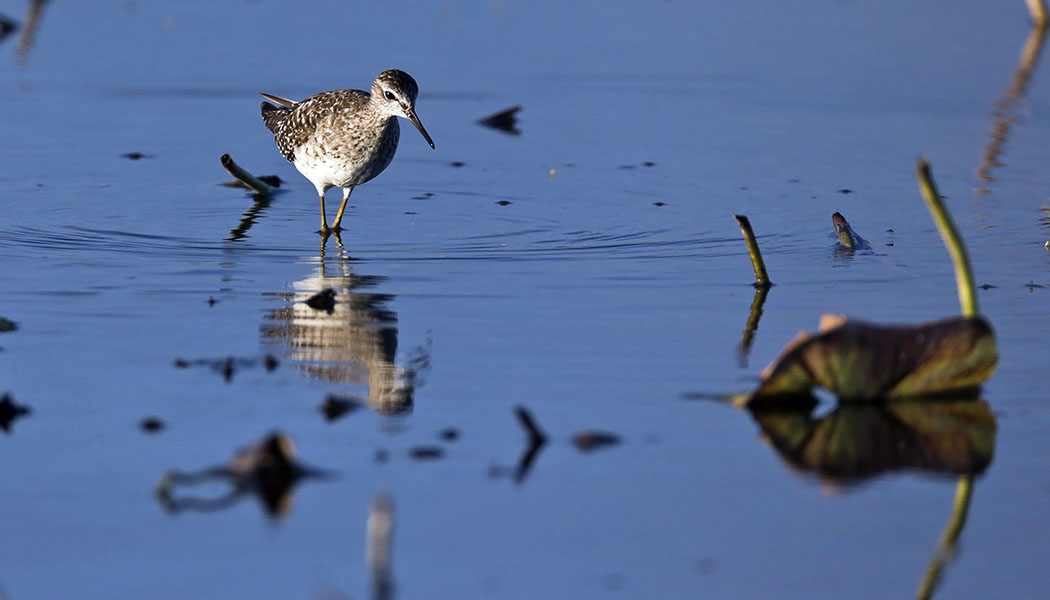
[747, 314, 997, 404]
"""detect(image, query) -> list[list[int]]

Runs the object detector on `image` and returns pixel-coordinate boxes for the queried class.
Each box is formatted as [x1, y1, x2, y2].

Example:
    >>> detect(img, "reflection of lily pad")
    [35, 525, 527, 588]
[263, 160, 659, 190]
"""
[750, 398, 995, 483]
[749, 314, 997, 403]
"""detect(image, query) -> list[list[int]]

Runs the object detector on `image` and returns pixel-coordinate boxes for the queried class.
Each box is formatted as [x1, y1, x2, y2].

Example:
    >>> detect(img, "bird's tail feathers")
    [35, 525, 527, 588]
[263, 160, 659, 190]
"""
[260, 92, 298, 108]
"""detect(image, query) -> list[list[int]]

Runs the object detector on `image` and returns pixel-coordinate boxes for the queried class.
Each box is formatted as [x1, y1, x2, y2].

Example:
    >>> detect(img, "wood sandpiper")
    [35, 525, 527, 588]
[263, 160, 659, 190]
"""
[260, 69, 435, 234]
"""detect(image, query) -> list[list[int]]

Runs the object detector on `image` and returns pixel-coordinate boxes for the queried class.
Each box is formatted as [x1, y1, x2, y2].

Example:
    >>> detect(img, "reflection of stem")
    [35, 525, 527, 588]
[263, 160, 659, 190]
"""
[915, 475, 974, 600]
[976, 25, 1047, 188]
[227, 194, 272, 241]
[368, 493, 395, 600]
[738, 285, 770, 368]
[16, 0, 47, 63]
[916, 159, 978, 318]
[734, 215, 772, 288]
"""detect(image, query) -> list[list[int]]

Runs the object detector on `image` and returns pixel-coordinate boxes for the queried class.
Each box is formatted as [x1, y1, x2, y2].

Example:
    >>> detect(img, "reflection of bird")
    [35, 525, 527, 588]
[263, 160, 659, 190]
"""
[260, 258, 420, 415]
[260, 69, 435, 234]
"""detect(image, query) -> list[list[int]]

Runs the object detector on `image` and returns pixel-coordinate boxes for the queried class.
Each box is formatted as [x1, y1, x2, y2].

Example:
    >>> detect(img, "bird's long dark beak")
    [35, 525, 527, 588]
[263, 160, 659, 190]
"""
[407, 109, 435, 149]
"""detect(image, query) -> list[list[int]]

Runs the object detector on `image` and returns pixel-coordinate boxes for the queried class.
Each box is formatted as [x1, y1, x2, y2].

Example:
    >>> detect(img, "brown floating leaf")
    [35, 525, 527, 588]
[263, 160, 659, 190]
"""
[750, 397, 995, 484]
[749, 314, 997, 403]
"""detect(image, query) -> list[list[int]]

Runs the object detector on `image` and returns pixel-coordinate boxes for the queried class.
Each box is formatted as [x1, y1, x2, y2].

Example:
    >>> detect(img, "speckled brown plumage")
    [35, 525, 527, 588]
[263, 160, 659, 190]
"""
[258, 69, 434, 233]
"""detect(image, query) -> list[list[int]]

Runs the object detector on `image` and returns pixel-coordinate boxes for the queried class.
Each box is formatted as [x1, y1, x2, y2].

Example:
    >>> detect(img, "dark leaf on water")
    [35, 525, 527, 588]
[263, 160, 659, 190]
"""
[747, 314, 997, 404]
[0, 317, 16, 332]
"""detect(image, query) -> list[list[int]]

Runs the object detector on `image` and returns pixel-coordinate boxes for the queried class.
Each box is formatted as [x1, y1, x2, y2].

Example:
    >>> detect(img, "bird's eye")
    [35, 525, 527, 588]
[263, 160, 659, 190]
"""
[384, 91, 396, 101]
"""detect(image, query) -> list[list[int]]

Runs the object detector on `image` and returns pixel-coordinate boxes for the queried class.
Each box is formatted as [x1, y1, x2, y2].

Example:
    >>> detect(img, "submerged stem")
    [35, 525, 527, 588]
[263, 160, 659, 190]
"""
[916, 159, 978, 318]
[734, 215, 772, 288]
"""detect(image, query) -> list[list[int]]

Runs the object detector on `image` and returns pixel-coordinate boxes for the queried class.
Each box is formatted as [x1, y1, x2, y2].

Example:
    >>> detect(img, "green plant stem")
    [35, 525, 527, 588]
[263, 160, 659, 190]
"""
[220, 153, 276, 195]
[734, 215, 772, 288]
[916, 159, 978, 318]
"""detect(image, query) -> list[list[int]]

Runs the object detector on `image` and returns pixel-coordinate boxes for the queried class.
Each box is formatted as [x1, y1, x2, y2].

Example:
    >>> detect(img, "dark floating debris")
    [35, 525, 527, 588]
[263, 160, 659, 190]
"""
[0, 317, 16, 332]
[495, 200, 512, 206]
[155, 431, 328, 518]
[121, 152, 154, 160]
[140, 416, 165, 433]
[642, 161, 656, 167]
[837, 188, 854, 194]
[979, 283, 997, 290]
[573, 431, 622, 452]
[450, 161, 466, 168]
[320, 394, 364, 422]
[0, 14, 17, 44]
[512, 405, 548, 483]
[412, 192, 434, 200]
[408, 446, 444, 460]
[743, 314, 996, 404]
[374, 449, 389, 464]
[263, 354, 279, 371]
[173, 354, 280, 383]
[653, 201, 666, 207]
[438, 427, 460, 442]
[0, 393, 31, 433]
[207, 296, 217, 307]
[305, 287, 337, 313]
[477, 105, 522, 135]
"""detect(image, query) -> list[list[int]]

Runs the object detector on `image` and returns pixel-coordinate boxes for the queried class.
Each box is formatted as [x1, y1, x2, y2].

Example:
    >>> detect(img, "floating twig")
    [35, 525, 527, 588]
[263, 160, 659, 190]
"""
[220, 153, 277, 195]
[734, 215, 772, 288]
[916, 159, 979, 318]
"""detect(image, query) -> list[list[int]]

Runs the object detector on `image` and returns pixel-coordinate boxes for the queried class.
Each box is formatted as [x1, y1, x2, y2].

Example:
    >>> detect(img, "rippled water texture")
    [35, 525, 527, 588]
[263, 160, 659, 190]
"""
[1, 2, 1049, 598]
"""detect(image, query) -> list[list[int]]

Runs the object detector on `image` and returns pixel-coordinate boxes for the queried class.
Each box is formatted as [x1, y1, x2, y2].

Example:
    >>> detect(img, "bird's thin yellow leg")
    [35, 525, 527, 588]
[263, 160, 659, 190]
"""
[331, 187, 353, 232]
[319, 193, 331, 234]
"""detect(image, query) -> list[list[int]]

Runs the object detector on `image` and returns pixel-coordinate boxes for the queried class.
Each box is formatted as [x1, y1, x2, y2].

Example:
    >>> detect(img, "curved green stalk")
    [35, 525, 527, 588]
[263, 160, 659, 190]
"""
[916, 159, 978, 317]
[734, 215, 772, 288]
